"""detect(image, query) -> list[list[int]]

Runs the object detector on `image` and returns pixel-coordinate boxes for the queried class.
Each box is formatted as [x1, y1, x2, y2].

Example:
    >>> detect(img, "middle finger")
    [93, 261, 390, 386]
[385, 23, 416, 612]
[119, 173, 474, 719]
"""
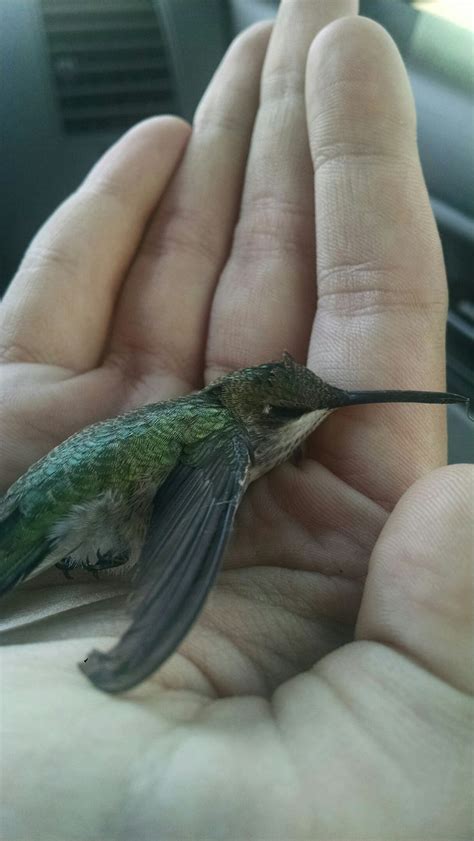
[206, 0, 358, 381]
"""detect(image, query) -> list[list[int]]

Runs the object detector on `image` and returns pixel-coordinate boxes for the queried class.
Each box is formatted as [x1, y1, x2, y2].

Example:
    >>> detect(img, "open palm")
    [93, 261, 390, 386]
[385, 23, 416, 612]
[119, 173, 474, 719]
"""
[1, 3, 472, 840]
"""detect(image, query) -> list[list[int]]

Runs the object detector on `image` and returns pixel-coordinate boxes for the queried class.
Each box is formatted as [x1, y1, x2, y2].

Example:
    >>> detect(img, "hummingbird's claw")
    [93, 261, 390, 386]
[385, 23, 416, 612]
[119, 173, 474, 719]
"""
[81, 551, 129, 578]
[82, 561, 101, 579]
[55, 562, 74, 580]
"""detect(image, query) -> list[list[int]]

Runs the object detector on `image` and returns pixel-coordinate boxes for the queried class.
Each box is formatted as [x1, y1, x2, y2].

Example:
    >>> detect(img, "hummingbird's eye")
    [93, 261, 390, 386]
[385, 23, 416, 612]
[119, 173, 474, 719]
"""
[266, 405, 311, 421]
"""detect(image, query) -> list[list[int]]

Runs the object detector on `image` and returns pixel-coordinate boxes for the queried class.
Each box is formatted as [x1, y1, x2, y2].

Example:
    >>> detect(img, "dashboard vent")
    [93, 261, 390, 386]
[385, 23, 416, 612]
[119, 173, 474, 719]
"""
[40, 0, 176, 133]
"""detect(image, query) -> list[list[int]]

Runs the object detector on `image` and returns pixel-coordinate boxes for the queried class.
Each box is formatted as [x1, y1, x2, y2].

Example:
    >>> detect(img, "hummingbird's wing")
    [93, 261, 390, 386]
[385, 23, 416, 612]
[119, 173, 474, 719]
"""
[0, 494, 55, 593]
[80, 433, 252, 693]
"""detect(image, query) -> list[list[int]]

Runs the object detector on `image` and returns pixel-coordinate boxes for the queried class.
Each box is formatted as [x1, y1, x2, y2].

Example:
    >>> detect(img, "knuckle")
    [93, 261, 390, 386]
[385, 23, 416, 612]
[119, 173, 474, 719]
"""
[313, 140, 412, 175]
[0, 338, 45, 366]
[261, 66, 303, 105]
[317, 263, 448, 320]
[233, 195, 313, 260]
[21, 240, 78, 280]
[142, 203, 223, 266]
[193, 105, 251, 138]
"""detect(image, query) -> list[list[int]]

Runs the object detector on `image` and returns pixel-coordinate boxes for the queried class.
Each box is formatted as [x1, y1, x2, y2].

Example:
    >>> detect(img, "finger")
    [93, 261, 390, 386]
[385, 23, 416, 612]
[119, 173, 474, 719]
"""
[106, 23, 273, 399]
[356, 465, 474, 694]
[206, 0, 358, 381]
[305, 17, 448, 503]
[0, 117, 190, 372]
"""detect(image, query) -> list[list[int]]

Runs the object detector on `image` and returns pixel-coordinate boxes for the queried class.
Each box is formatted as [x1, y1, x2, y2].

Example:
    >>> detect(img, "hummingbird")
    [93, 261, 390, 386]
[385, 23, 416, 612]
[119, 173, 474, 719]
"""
[0, 353, 470, 693]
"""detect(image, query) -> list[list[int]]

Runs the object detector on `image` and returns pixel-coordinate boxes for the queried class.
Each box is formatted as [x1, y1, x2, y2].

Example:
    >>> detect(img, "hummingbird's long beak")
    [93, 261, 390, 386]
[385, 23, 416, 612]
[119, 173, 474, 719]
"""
[338, 389, 472, 417]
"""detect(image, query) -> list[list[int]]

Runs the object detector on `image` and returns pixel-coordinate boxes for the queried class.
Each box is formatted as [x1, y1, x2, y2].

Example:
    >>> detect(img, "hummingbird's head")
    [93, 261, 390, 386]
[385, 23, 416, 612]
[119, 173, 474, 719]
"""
[206, 352, 471, 431]
[207, 352, 347, 428]
[205, 353, 471, 472]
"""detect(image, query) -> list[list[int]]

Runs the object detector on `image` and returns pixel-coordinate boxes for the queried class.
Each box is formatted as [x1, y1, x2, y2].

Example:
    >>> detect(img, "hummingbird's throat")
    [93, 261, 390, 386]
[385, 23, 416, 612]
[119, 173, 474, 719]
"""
[248, 408, 333, 482]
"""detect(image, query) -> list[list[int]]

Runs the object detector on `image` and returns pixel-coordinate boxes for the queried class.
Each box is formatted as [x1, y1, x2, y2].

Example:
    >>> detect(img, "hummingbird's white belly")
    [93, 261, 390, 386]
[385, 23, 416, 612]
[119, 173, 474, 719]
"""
[248, 408, 333, 482]
[26, 486, 156, 580]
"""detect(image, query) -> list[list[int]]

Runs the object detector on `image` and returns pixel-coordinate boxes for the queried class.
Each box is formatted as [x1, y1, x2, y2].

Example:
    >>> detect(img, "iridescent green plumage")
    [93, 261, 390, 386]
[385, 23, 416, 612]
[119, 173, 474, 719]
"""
[0, 395, 230, 592]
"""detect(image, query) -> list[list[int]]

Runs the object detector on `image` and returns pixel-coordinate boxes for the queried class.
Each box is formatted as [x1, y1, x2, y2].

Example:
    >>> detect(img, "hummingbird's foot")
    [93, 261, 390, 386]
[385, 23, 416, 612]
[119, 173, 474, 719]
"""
[55, 560, 75, 579]
[82, 550, 129, 575]
[82, 561, 103, 577]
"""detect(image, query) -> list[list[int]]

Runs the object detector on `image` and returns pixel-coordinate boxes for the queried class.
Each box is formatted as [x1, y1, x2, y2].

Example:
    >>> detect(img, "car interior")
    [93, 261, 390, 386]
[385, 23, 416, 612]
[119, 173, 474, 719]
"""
[1, 0, 472, 462]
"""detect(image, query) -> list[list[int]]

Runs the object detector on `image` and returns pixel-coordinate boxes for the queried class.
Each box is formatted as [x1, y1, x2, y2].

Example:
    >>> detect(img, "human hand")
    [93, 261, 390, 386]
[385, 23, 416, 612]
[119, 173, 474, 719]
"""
[1, 1, 472, 839]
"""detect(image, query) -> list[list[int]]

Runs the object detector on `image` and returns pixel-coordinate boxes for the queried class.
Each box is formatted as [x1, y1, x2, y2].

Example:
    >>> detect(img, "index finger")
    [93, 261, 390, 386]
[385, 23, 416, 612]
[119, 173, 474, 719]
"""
[306, 18, 449, 505]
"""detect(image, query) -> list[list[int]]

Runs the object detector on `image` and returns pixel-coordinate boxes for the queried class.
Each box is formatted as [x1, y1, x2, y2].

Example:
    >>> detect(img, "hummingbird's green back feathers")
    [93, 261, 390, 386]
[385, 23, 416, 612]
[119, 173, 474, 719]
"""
[0, 398, 227, 595]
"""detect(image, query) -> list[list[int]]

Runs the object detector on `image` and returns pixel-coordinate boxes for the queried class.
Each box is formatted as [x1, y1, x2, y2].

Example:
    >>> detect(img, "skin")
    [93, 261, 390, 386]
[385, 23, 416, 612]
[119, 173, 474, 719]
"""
[0, 2, 472, 839]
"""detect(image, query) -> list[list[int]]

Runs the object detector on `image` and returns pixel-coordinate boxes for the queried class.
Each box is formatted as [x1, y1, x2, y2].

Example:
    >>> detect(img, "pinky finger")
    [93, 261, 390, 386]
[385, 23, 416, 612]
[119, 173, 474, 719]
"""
[0, 116, 190, 373]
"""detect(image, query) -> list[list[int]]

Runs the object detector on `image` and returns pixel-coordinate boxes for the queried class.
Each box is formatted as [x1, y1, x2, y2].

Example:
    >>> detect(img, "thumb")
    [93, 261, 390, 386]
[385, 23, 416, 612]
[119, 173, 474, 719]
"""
[356, 464, 473, 694]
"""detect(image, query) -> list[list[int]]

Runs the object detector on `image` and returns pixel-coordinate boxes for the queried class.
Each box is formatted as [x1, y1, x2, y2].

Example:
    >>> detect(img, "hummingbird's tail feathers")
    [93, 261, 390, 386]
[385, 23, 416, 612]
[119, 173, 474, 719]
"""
[80, 435, 252, 693]
[0, 504, 53, 596]
[340, 390, 471, 412]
